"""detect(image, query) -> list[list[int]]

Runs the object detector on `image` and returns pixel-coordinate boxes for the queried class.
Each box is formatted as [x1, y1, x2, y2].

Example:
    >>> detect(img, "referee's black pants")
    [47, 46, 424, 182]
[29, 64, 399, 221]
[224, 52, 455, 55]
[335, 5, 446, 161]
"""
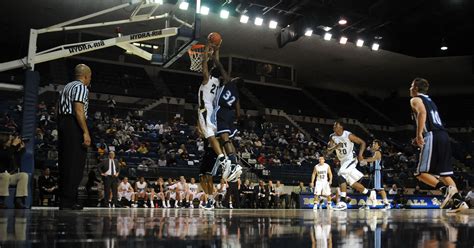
[58, 115, 87, 207]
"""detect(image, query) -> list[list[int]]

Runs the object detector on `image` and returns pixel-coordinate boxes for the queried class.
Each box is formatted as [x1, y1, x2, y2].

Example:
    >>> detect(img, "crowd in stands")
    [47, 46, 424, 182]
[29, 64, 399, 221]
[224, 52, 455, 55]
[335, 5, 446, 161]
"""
[0, 89, 472, 209]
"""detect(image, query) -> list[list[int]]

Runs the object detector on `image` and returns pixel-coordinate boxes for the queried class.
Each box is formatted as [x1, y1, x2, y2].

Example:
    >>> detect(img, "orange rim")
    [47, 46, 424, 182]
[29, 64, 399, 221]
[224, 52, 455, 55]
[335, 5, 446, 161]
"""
[188, 44, 206, 54]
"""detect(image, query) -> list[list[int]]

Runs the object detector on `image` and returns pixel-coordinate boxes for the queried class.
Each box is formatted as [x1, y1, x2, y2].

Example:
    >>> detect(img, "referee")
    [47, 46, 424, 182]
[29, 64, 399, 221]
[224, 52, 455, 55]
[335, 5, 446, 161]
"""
[57, 64, 92, 210]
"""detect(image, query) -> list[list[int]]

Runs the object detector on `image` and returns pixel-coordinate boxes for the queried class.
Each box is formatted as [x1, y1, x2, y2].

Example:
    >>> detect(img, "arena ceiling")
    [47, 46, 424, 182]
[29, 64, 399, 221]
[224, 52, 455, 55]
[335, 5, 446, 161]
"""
[0, 0, 472, 93]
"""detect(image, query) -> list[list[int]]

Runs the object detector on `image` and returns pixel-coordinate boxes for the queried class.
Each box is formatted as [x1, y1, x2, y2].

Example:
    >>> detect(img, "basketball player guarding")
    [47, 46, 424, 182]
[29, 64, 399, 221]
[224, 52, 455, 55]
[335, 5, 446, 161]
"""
[326, 120, 372, 210]
[362, 140, 390, 209]
[198, 38, 229, 180]
[211, 47, 243, 181]
[310, 156, 333, 210]
[409, 78, 468, 213]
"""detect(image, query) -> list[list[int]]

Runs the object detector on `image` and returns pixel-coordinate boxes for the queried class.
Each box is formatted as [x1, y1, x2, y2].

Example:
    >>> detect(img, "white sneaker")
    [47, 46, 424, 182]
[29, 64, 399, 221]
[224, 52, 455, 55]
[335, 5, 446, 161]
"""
[144, 204, 148, 208]
[132, 204, 138, 208]
[313, 204, 319, 210]
[227, 164, 243, 182]
[441, 186, 458, 209]
[229, 203, 233, 209]
[327, 204, 333, 210]
[447, 201, 469, 213]
[384, 203, 391, 210]
[333, 202, 347, 211]
[222, 160, 232, 180]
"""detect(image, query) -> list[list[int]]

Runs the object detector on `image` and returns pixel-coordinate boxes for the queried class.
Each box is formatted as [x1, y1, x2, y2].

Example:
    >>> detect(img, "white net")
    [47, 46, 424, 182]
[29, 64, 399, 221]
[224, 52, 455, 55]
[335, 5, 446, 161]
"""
[188, 45, 205, 72]
[188, 45, 213, 72]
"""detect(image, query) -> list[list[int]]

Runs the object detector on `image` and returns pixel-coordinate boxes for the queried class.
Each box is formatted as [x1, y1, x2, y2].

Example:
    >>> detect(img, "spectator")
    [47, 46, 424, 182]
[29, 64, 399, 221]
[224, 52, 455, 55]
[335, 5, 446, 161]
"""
[107, 96, 116, 116]
[240, 179, 254, 208]
[267, 180, 277, 208]
[274, 180, 288, 208]
[253, 180, 268, 208]
[0, 133, 28, 209]
[464, 187, 474, 207]
[38, 168, 58, 206]
[158, 155, 167, 167]
[413, 185, 425, 195]
[137, 143, 148, 154]
[389, 184, 398, 195]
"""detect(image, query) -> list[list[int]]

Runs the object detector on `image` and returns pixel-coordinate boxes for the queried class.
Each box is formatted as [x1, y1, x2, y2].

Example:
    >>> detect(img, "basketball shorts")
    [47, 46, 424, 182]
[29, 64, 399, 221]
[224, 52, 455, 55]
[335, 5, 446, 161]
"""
[338, 158, 363, 186]
[415, 131, 453, 176]
[374, 169, 383, 190]
[215, 107, 238, 138]
[198, 107, 217, 139]
[192, 191, 204, 200]
[169, 191, 177, 200]
[200, 142, 217, 176]
[315, 181, 331, 196]
[118, 191, 133, 201]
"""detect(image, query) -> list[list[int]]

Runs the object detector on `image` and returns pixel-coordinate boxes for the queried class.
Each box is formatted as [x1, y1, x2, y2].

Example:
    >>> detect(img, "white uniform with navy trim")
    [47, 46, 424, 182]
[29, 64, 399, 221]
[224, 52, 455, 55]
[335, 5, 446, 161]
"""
[189, 183, 204, 200]
[314, 163, 331, 196]
[330, 130, 363, 185]
[198, 76, 219, 138]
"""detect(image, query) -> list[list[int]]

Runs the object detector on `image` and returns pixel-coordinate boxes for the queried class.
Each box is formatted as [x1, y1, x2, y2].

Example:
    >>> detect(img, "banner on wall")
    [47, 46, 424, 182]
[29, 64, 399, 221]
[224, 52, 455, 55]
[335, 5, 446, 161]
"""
[299, 193, 443, 209]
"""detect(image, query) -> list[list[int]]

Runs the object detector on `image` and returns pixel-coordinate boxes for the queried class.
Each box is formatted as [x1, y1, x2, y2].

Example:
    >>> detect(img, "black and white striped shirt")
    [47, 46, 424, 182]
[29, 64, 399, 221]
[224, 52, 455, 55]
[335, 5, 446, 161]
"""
[58, 80, 89, 118]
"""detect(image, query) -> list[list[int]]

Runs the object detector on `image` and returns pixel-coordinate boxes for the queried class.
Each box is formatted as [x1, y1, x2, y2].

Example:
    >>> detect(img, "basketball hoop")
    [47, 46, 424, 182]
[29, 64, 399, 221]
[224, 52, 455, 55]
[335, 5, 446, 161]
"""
[187, 44, 212, 72]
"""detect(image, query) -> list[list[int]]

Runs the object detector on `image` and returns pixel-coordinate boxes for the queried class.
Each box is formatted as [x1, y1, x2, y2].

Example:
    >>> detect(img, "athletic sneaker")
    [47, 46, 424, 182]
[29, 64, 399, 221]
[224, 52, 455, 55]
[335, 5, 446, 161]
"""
[313, 204, 319, 210]
[327, 204, 333, 210]
[222, 160, 233, 180]
[383, 203, 391, 210]
[447, 201, 468, 213]
[229, 203, 233, 209]
[441, 186, 458, 209]
[227, 164, 243, 182]
[204, 200, 214, 210]
[360, 205, 370, 210]
[333, 202, 347, 211]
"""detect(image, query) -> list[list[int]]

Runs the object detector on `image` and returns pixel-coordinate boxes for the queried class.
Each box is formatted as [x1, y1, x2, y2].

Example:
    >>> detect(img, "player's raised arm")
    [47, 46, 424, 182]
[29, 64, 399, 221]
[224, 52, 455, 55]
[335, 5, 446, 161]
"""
[212, 46, 230, 84]
[202, 44, 211, 84]
[349, 134, 366, 161]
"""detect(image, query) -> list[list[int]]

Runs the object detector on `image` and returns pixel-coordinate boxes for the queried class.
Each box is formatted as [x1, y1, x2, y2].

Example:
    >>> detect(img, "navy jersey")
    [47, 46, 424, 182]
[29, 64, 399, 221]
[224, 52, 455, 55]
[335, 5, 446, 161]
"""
[215, 79, 239, 109]
[412, 94, 445, 132]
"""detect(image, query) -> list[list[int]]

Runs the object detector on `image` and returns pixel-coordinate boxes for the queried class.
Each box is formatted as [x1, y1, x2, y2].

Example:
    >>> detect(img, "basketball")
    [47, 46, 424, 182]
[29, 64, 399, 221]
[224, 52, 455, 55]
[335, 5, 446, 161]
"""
[207, 32, 222, 46]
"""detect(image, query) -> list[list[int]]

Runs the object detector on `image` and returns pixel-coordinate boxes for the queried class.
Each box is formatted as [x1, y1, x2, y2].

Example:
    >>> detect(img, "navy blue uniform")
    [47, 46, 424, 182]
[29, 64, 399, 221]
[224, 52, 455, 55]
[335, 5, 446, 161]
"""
[213, 79, 239, 138]
[413, 94, 453, 176]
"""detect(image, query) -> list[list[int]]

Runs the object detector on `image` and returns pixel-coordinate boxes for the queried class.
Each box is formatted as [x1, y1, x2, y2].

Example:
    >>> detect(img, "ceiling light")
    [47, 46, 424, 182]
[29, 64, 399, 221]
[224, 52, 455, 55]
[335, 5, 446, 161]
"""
[220, 9, 229, 19]
[323, 26, 332, 32]
[240, 15, 249, 23]
[254, 17, 263, 26]
[371, 43, 379, 51]
[179, 1, 189, 10]
[338, 18, 347, 25]
[440, 46, 448, 50]
[323, 33, 332, 41]
[269, 20, 278, 29]
[305, 29, 313, 36]
[200, 6, 210, 15]
[356, 39, 364, 47]
[339, 36, 348, 44]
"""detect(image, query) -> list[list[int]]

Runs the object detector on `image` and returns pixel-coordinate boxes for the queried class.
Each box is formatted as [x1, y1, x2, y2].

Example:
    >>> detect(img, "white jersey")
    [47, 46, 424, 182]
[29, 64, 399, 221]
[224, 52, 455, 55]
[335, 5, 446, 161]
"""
[315, 163, 330, 182]
[119, 182, 132, 191]
[198, 76, 219, 111]
[330, 130, 355, 163]
[136, 181, 147, 192]
[189, 183, 198, 193]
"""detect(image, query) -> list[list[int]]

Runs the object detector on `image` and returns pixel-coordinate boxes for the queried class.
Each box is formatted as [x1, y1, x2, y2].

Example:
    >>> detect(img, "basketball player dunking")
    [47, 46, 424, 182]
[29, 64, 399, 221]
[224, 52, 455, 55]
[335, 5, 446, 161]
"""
[327, 120, 372, 210]
[198, 39, 230, 180]
[409, 78, 468, 213]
